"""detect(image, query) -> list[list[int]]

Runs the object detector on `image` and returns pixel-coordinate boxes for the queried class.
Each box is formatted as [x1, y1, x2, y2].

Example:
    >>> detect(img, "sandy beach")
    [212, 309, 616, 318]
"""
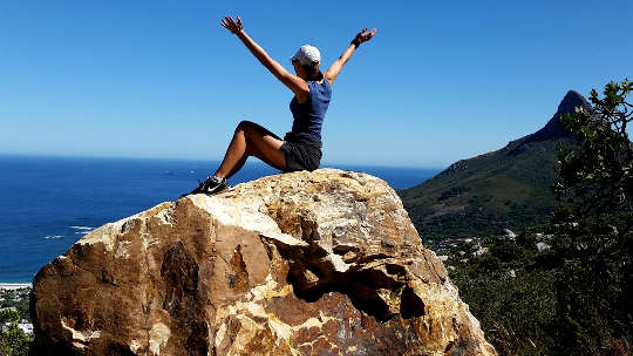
[0, 283, 32, 291]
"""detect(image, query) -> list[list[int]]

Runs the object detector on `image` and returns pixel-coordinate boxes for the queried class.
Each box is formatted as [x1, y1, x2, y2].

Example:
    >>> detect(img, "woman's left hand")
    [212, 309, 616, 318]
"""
[221, 15, 243, 35]
[353, 28, 377, 45]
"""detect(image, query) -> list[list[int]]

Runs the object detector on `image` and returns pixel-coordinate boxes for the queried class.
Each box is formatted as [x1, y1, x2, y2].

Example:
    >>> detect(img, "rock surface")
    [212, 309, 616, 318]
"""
[31, 169, 497, 355]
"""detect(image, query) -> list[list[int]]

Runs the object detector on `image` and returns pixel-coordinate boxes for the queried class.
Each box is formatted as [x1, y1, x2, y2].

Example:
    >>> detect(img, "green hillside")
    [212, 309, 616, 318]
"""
[399, 91, 587, 239]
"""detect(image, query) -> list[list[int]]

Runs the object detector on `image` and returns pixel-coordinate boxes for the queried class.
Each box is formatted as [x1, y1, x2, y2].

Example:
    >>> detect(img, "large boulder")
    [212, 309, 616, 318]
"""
[31, 169, 496, 355]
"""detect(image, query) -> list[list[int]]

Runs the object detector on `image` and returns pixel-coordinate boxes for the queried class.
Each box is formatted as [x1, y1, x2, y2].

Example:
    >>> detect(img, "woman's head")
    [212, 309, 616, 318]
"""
[291, 45, 323, 81]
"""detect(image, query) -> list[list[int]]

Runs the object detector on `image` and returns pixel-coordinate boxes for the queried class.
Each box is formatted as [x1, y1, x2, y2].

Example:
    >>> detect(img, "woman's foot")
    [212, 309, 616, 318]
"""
[182, 176, 229, 197]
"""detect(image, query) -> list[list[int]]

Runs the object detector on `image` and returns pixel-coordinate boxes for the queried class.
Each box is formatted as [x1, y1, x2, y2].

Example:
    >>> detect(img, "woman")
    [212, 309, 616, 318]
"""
[187, 15, 376, 195]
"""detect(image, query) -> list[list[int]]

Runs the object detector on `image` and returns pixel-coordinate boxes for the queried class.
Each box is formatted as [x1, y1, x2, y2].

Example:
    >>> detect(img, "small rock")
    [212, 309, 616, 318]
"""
[536, 242, 551, 252]
[18, 323, 33, 335]
[472, 245, 489, 257]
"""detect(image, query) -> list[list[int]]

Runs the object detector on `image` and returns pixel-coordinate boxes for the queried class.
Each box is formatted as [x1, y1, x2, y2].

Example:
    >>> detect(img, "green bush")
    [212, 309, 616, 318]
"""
[549, 80, 633, 355]
[0, 309, 32, 356]
[450, 255, 557, 355]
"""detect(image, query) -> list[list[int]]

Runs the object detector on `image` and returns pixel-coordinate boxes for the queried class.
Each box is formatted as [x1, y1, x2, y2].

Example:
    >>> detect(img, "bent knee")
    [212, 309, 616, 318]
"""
[236, 120, 269, 140]
[236, 120, 256, 132]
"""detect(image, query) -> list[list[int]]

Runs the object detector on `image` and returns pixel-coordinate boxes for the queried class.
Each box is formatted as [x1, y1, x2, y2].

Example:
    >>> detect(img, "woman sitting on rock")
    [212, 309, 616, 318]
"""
[186, 15, 376, 196]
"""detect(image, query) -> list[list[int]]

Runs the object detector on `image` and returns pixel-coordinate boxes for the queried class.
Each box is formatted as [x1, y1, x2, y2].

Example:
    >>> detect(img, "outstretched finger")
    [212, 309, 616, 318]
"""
[364, 28, 377, 40]
[221, 16, 232, 28]
[226, 16, 234, 25]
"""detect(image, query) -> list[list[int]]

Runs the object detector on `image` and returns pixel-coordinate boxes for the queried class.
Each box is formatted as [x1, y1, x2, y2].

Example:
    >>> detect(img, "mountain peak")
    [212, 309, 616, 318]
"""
[400, 91, 590, 238]
[513, 90, 588, 148]
[557, 90, 588, 116]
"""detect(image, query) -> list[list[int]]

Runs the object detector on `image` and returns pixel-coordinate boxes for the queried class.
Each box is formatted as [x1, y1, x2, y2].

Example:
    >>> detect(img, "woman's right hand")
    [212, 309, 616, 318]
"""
[221, 15, 243, 35]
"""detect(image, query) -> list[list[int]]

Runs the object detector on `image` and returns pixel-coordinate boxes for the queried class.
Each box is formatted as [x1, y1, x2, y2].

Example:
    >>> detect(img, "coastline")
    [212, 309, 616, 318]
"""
[0, 283, 32, 291]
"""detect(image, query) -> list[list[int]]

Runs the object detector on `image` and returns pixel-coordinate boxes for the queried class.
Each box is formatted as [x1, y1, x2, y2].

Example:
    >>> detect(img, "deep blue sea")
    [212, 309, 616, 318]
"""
[0, 155, 440, 283]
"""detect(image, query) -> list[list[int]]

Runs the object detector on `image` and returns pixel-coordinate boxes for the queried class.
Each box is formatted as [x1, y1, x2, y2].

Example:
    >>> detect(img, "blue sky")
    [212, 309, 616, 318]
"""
[1, 0, 631, 168]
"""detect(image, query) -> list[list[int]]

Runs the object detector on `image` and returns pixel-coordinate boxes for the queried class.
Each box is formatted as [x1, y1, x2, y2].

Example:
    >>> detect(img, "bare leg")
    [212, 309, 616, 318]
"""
[225, 153, 248, 179]
[214, 121, 286, 179]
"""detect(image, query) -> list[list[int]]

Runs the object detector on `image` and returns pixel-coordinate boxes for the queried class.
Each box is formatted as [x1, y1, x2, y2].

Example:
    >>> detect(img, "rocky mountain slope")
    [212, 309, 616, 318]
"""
[399, 91, 588, 239]
[30, 169, 496, 355]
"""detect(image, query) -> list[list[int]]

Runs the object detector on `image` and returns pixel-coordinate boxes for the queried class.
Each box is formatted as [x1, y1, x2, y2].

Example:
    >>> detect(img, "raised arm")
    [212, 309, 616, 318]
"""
[325, 28, 377, 84]
[221, 16, 308, 99]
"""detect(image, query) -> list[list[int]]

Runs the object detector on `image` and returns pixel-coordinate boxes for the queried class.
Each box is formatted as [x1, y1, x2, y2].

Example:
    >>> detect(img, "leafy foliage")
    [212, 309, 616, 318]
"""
[448, 234, 558, 355]
[0, 308, 32, 356]
[0, 291, 30, 324]
[549, 80, 633, 355]
[547, 213, 633, 355]
[555, 79, 633, 216]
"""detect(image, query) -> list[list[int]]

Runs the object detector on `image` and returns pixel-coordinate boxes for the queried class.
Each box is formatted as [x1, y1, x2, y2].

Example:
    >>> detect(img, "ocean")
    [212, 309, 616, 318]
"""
[0, 155, 441, 283]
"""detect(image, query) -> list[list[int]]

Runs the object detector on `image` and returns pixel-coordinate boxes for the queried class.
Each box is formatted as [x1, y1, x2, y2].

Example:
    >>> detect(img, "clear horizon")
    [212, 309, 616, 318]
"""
[0, 152, 446, 171]
[1, 0, 631, 167]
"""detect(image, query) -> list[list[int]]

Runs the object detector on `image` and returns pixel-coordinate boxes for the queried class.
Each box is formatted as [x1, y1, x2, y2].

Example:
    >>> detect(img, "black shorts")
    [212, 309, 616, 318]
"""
[280, 133, 322, 172]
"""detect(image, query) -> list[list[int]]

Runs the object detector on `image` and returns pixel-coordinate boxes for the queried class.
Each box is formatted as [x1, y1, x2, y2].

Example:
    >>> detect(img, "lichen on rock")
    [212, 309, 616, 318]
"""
[30, 168, 497, 355]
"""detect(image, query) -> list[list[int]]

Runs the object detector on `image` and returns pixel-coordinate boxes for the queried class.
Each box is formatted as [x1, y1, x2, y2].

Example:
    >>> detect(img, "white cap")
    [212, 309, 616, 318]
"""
[290, 45, 321, 65]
